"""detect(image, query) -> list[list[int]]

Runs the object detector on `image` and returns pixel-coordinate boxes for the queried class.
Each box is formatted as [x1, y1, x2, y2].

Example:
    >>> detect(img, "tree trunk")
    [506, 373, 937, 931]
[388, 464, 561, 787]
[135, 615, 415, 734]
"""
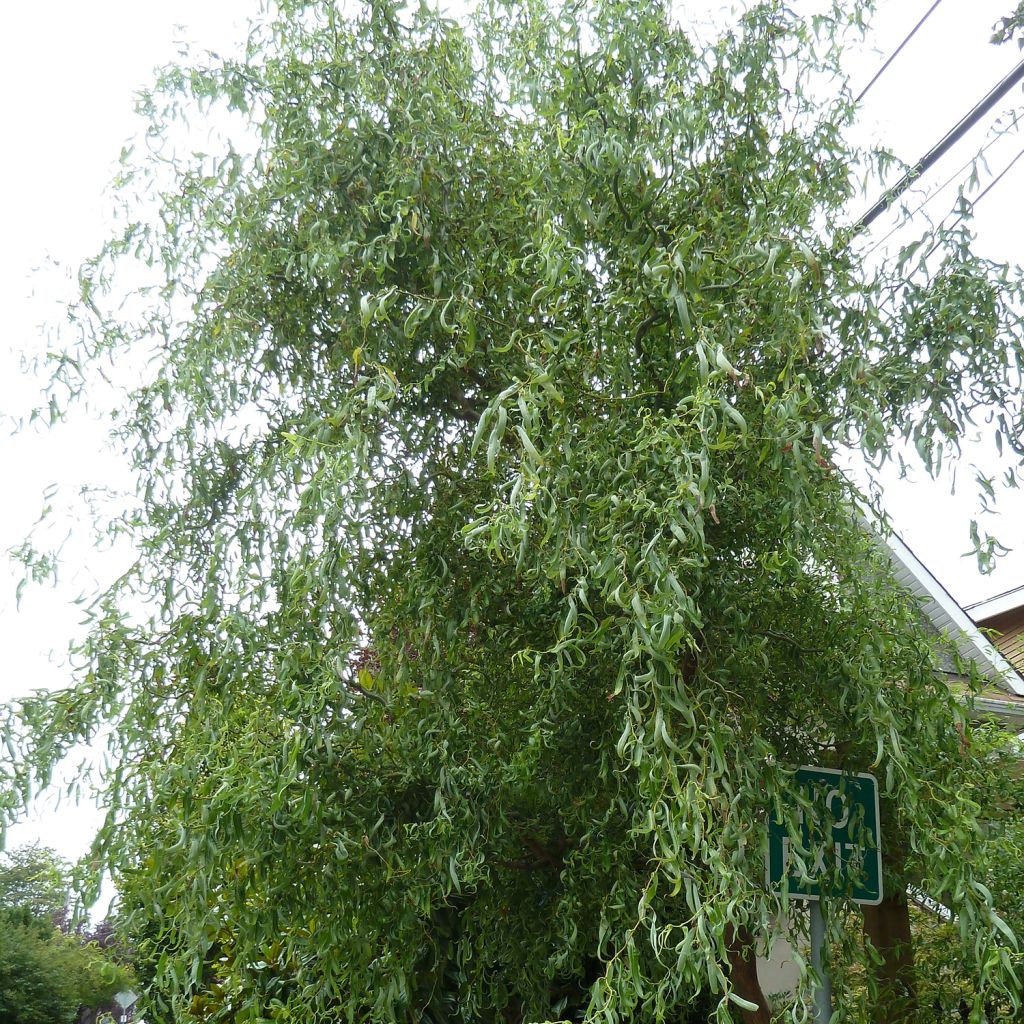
[862, 891, 916, 1023]
[725, 926, 772, 1024]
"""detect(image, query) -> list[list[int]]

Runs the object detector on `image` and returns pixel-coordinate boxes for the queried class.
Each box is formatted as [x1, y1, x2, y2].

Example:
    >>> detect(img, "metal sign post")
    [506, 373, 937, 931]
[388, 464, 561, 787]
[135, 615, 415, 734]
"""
[767, 766, 882, 1022]
[809, 901, 833, 1023]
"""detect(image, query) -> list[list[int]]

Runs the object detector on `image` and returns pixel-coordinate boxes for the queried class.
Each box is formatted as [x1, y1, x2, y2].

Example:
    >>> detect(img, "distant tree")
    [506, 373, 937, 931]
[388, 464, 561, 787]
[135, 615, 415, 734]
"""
[0, 847, 133, 1024]
[0, 913, 132, 1024]
[0, 843, 72, 930]
[0, 918, 81, 1024]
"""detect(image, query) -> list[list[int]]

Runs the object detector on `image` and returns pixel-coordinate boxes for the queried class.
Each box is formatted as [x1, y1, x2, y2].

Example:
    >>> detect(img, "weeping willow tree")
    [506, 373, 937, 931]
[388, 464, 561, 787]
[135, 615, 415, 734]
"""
[4, 1, 1024, 1021]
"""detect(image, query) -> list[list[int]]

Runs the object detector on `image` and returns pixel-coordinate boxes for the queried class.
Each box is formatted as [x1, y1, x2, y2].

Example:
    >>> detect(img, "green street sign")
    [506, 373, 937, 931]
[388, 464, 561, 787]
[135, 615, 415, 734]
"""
[767, 766, 882, 906]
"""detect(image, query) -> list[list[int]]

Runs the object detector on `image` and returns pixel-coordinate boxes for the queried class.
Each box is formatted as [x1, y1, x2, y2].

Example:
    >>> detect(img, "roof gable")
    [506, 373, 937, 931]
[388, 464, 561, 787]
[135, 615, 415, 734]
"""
[874, 528, 1024, 698]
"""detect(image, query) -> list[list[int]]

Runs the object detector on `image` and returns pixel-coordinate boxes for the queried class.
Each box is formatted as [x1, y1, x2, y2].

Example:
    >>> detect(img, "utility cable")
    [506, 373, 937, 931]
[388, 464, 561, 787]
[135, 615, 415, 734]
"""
[920, 140, 1024, 260]
[864, 113, 1021, 258]
[854, 0, 947, 104]
[968, 138, 1024, 206]
[855, 55, 1024, 231]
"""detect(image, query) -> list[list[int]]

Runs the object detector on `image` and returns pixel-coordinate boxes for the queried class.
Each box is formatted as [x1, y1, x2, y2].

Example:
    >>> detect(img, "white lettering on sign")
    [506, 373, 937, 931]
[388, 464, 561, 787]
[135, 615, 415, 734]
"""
[779, 837, 865, 878]
[796, 785, 851, 830]
[767, 766, 882, 905]
[825, 788, 849, 828]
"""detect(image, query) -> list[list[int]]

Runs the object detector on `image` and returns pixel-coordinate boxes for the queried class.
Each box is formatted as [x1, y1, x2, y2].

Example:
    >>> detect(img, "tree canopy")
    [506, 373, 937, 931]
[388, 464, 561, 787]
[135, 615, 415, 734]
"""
[0, 843, 72, 929]
[0, 845, 133, 1024]
[3, 1, 1024, 1021]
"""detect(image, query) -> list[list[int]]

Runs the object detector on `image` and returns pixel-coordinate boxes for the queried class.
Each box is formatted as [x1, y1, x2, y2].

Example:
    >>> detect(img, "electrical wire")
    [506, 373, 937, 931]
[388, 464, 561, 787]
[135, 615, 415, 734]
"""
[969, 139, 1024, 206]
[864, 114, 1021, 258]
[920, 140, 1024, 260]
[854, 0, 947, 104]
[855, 55, 1024, 231]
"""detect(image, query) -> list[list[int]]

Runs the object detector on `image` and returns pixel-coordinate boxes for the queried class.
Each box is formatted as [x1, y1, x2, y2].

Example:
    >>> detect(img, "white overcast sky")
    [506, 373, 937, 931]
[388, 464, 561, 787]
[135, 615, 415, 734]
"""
[2, 0, 1024, 866]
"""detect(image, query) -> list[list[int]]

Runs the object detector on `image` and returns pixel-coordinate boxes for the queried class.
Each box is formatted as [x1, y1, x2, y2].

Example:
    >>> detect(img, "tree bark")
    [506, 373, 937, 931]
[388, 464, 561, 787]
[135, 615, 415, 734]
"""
[725, 926, 772, 1024]
[862, 891, 916, 1023]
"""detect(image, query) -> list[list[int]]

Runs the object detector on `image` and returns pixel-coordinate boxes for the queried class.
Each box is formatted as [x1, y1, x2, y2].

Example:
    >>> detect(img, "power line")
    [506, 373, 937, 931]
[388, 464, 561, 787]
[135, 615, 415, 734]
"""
[854, 0, 947, 104]
[921, 141, 1024, 260]
[855, 56, 1024, 231]
[864, 116, 1020, 258]
[970, 139, 1024, 206]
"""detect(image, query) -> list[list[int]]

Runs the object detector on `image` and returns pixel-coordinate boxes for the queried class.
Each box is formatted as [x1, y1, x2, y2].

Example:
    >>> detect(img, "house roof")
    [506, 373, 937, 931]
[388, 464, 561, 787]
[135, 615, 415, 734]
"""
[965, 586, 1024, 678]
[873, 527, 1024, 699]
[965, 585, 1024, 623]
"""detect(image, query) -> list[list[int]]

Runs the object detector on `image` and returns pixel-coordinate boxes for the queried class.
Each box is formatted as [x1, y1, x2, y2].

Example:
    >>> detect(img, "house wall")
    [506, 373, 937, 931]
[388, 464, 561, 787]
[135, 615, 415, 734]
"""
[757, 934, 801, 998]
[977, 606, 1024, 676]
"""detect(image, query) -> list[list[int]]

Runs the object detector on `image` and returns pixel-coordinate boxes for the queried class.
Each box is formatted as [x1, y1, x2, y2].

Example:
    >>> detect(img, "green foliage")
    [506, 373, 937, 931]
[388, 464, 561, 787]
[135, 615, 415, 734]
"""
[0, 923, 133, 1024]
[0, 843, 72, 928]
[0, 847, 135, 1023]
[3, 1, 1024, 1022]
[0, 919, 82, 1024]
[0, 907, 133, 1023]
[913, 913, 1008, 1021]
[992, 3, 1024, 46]
[907, 732, 1024, 1021]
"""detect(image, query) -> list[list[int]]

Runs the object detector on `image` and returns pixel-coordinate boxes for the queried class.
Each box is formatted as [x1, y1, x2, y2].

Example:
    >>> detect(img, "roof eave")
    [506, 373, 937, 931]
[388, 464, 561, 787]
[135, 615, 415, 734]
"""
[867, 518, 1024, 698]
